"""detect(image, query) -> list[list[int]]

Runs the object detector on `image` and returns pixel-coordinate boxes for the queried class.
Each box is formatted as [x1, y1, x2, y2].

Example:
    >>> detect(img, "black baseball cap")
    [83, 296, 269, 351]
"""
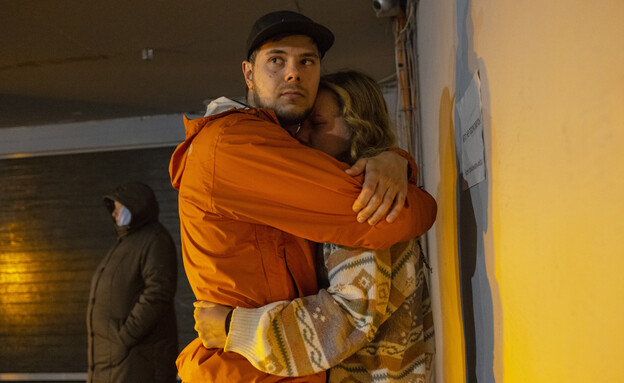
[246, 10, 335, 59]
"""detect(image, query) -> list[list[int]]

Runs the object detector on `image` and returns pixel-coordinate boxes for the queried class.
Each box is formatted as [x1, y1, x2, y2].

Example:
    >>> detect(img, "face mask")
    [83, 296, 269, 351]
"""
[116, 205, 132, 226]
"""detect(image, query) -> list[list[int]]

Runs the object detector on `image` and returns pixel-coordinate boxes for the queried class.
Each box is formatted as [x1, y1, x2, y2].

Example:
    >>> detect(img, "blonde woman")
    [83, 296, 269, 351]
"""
[195, 71, 436, 382]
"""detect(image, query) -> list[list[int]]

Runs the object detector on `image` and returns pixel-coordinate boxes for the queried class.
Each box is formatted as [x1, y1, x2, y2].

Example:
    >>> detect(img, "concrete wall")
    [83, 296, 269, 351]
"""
[417, 0, 624, 381]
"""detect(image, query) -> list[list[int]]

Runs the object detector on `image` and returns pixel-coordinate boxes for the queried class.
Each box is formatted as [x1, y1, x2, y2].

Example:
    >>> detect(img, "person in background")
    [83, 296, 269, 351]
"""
[194, 71, 436, 382]
[87, 182, 178, 383]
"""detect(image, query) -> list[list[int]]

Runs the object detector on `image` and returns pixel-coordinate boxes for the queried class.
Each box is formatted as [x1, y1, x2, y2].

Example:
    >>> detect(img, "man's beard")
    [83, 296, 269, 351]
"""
[250, 89, 311, 127]
[274, 107, 312, 127]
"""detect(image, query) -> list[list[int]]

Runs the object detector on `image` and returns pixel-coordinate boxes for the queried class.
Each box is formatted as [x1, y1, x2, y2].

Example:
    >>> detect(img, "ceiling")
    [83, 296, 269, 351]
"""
[0, 0, 397, 129]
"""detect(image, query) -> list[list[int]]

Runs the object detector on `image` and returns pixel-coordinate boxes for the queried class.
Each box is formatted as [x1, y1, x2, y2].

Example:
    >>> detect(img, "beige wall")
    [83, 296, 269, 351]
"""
[417, 0, 624, 381]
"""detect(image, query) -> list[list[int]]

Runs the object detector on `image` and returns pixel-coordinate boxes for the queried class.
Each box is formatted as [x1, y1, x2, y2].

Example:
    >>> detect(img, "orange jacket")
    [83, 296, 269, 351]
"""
[169, 107, 437, 382]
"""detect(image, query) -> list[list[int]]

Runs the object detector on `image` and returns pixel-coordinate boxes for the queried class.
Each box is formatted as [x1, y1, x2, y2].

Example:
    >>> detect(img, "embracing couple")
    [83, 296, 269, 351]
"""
[170, 10, 437, 383]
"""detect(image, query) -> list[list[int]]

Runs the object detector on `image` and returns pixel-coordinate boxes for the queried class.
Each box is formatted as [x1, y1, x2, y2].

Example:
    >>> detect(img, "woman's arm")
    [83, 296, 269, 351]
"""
[194, 240, 421, 376]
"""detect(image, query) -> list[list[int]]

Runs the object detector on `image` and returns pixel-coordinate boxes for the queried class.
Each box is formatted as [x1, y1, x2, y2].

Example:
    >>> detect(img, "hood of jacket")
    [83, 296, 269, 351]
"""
[104, 182, 159, 237]
[203, 96, 247, 117]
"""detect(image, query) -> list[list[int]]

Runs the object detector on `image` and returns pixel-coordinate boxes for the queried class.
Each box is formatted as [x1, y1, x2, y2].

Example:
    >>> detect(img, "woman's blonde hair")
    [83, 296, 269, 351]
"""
[320, 71, 396, 162]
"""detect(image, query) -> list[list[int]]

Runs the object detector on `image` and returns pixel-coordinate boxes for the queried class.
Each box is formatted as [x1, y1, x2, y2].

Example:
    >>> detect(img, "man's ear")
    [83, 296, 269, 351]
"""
[242, 61, 253, 89]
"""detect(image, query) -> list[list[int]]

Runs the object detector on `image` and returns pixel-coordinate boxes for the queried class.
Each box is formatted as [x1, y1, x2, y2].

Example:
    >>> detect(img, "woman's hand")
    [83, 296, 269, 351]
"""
[193, 301, 233, 349]
[346, 150, 409, 225]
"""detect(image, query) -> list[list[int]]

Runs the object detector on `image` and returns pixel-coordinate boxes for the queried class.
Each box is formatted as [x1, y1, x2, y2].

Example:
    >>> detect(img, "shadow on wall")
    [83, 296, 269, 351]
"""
[476, 60, 504, 383]
[453, 0, 500, 380]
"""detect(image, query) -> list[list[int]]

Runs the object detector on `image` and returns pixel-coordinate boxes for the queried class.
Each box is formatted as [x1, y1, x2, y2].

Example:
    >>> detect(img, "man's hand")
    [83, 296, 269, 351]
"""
[345, 151, 409, 225]
[193, 301, 232, 349]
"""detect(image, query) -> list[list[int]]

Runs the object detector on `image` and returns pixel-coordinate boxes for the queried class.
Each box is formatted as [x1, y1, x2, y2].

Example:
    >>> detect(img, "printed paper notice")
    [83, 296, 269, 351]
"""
[456, 72, 486, 189]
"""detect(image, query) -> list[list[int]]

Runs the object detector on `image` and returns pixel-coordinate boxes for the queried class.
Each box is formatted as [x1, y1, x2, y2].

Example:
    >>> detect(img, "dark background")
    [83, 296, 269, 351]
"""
[0, 146, 195, 373]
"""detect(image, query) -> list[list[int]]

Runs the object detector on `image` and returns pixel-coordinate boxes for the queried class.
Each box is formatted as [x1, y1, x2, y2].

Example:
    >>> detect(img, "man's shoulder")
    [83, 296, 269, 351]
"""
[189, 108, 284, 143]
[192, 107, 279, 130]
[218, 108, 279, 126]
[132, 221, 175, 247]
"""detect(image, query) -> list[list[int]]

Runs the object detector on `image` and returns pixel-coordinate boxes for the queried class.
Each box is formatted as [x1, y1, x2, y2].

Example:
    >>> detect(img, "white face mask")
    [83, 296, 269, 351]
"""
[116, 205, 132, 226]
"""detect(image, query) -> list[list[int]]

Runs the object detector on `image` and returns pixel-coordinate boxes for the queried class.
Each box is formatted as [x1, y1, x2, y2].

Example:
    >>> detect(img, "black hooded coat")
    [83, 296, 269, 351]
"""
[87, 182, 178, 383]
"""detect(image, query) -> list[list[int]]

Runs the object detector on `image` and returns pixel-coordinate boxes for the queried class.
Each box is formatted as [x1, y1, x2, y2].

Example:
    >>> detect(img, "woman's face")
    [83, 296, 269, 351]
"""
[296, 88, 352, 162]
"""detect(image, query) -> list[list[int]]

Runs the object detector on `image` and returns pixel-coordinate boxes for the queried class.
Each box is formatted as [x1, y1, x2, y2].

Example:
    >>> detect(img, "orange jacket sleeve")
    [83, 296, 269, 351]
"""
[174, 112, 437, 249]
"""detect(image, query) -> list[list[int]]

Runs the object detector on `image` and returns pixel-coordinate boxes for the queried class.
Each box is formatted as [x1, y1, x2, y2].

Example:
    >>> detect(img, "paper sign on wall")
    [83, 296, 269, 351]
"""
[456, 72, 486, 189]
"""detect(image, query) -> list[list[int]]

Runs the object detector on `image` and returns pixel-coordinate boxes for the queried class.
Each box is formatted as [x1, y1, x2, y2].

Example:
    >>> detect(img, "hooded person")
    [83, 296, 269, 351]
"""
[87, 182, 179, 383]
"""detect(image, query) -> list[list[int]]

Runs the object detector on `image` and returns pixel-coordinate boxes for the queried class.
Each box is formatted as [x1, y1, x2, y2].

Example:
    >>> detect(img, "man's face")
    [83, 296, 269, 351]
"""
[243, 35, 321, 128]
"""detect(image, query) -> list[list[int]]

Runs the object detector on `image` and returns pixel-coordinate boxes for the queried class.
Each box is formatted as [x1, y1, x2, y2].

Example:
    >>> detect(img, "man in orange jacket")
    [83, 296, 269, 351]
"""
[170, 10, 434, 382]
